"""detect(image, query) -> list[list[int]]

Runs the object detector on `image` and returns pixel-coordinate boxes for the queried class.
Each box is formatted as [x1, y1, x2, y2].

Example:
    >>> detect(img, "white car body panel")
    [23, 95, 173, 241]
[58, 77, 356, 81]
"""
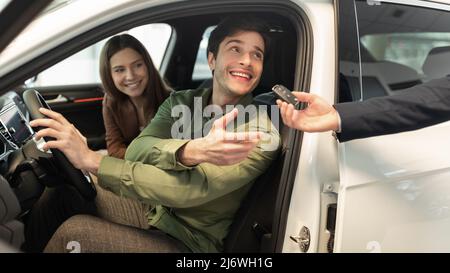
[282, 0, 338, 253]
[335, 121, 450, 252]
[327, 0, 450, 253]
[284, 0, 450, 253]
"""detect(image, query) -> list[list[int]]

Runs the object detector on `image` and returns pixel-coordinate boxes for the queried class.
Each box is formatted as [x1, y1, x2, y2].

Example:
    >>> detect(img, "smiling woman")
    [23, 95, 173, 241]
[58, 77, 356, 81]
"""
[0, 0, 304, 254]
[1, 0, 450, 255]
[99, 34, 170, 159]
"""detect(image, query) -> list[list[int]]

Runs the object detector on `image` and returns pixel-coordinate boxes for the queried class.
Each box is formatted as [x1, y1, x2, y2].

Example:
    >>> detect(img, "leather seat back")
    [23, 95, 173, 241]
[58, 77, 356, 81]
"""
[0, 175, 23, 250]
[422, 46, 450, 80]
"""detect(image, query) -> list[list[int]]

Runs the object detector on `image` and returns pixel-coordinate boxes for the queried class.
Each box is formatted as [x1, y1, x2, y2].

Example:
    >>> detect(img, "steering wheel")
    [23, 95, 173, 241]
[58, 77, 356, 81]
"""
[22, 89, 96, 200]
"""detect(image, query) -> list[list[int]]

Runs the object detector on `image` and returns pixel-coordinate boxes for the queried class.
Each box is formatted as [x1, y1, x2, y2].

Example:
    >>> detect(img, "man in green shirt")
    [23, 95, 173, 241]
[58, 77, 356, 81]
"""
[26, 16, 280, 253]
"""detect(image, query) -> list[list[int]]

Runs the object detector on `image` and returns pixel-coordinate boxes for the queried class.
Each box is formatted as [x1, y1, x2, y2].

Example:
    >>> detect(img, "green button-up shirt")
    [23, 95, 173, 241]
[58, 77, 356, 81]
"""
[98, 88, 280, 252]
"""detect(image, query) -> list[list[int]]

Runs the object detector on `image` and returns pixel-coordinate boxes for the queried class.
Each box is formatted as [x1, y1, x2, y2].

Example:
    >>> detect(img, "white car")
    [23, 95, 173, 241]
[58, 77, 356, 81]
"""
[0, 0, 449, 253]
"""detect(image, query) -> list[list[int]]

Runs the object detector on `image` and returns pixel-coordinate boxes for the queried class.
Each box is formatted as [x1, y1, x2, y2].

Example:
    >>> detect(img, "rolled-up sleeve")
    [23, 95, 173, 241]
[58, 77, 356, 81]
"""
[97, 132, 279, 208]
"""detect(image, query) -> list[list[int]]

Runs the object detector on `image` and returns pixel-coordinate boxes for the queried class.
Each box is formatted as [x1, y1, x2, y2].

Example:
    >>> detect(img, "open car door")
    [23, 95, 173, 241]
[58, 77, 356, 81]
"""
[335, 0, 450, 253]
[335, 123, 450, 252]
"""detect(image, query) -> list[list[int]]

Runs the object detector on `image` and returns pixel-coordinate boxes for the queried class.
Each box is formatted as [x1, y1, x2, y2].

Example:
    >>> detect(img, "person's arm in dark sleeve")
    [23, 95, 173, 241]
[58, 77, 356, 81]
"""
[335, 76, 450, 142]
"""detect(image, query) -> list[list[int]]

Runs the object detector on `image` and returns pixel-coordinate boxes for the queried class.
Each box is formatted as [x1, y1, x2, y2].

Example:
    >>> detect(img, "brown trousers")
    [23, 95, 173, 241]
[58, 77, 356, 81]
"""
[25, 180, 189, 253]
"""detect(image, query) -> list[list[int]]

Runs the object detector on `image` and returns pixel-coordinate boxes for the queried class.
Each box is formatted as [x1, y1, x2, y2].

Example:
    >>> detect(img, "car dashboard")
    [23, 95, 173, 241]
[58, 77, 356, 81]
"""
[0, 92, 34, 162]
[0, 91, 40, 251]
[0, 91, 54, 213]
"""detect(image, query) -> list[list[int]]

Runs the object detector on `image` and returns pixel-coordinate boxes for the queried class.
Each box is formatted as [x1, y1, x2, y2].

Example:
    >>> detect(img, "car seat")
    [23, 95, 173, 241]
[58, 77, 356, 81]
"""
[0, 175, 23, 251]
[422, 45, 450, 81]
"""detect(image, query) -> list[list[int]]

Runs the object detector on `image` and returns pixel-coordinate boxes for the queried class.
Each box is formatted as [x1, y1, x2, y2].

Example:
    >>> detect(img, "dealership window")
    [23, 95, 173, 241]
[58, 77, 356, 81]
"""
[339, 1, 450, 102]
[192, 26, 216, 81]
[26, 23, 172, 87]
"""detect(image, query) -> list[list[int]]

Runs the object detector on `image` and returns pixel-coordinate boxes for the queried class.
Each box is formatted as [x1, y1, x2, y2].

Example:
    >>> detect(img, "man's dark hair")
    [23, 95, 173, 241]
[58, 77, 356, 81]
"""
[207, 16, 271, 60]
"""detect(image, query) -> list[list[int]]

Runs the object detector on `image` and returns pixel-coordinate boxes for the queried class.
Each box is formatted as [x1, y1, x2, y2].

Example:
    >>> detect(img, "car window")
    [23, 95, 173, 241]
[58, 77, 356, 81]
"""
[361, 33, 450, 75]
[338, 0, 363, 102]
[338, 1, 450, 102]
[26, 23, 172, 87]
[192, 26, 215, 81]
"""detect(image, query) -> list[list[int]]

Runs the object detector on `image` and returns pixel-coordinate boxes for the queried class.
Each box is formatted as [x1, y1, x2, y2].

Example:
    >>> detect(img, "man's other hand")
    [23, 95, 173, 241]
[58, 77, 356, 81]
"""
[178, 108, 262, 166]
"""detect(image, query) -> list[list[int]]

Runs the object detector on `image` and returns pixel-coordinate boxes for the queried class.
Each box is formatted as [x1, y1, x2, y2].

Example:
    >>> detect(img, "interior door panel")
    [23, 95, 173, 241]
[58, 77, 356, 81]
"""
[19, 84, 106, 150]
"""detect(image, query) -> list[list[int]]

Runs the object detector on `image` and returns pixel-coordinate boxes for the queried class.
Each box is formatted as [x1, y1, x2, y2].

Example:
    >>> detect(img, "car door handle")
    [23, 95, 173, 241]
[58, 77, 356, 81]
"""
[45, 94, 69, 104]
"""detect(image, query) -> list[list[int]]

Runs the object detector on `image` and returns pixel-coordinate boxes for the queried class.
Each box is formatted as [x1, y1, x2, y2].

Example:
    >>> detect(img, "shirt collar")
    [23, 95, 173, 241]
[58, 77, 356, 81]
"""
[200, 87, 254, 109]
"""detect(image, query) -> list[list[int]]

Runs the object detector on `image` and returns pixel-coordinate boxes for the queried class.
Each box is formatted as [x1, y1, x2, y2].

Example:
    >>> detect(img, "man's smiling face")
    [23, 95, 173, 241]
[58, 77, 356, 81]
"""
[208, 30, 265, 99]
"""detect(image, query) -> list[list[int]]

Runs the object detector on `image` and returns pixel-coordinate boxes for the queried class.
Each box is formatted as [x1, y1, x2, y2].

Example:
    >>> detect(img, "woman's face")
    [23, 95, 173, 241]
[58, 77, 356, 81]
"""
[110, 48, 149, 98]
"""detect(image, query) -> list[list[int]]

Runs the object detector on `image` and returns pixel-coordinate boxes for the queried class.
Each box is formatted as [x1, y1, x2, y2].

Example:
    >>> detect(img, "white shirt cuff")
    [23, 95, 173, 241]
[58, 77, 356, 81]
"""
[336, 111, 342, 133]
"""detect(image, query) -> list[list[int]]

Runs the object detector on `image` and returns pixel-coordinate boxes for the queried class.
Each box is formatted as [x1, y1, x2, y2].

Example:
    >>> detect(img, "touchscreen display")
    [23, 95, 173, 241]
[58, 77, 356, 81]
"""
[1, 105, 33, 145]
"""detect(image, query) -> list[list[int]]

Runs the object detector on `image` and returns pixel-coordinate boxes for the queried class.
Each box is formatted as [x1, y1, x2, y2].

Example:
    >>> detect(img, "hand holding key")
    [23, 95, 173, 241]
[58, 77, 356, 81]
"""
[276, 91, 340, 132]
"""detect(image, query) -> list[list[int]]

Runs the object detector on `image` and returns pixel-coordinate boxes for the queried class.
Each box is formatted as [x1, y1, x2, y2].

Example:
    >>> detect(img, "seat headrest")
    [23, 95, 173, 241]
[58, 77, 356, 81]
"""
[375, 61, 420, 84]
[422, 46, 450, 79]
[197, 78, 212, 89]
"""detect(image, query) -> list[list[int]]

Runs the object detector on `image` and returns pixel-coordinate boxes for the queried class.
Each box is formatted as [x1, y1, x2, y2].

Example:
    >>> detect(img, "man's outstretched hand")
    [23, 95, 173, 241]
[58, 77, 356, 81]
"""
[178, 108, 262, 166]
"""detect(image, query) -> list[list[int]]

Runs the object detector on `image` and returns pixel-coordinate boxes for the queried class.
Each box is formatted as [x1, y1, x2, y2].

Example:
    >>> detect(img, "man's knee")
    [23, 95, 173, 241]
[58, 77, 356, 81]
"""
[44, 214, 190, 253]
[44, 214, 99, 253]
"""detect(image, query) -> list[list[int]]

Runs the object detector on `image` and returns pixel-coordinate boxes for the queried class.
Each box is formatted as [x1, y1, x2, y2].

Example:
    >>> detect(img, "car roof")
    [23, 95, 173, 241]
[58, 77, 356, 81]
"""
[0, 0, 180, 77]
[0, 0, 53, 62]
[1, 0, 450, 79]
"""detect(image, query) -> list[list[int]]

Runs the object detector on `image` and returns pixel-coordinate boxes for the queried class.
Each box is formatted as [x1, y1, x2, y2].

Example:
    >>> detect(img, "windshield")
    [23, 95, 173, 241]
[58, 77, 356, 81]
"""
[0, 0, 72, 15]
[39, 0, 76, 16]
[0, 0, 75, 17]
[0, 0, 11, 13]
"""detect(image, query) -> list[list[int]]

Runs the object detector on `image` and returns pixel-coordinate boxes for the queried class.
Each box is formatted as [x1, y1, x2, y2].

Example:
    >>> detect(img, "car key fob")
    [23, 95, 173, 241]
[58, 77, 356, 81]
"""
[272, 84, 299, 106]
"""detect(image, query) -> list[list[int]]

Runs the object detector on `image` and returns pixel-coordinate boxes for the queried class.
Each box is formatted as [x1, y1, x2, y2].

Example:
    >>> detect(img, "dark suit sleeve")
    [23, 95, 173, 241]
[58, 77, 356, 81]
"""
[334, 76, 450, 142]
